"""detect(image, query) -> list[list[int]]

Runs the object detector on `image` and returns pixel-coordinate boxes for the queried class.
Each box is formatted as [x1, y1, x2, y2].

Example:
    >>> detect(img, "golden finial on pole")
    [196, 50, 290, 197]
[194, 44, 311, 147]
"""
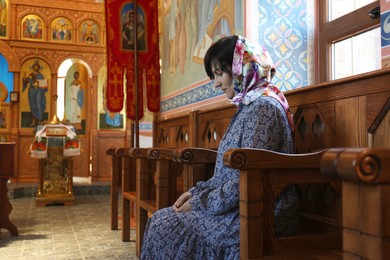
[50, 115, 61, 124]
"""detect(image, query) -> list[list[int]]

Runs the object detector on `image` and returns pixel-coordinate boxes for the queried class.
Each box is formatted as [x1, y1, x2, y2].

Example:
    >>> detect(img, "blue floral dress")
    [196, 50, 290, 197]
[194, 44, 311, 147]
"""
[140, 97, 299, 259]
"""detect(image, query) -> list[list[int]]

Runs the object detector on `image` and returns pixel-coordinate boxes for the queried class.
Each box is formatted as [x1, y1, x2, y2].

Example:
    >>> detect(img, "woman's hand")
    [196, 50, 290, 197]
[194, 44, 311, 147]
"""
[172, 191, 192, 213]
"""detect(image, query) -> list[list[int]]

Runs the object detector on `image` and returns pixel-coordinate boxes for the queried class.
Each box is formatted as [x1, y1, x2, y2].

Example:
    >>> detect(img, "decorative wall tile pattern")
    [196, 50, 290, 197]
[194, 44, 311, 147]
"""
[260, 0, 314, 91]
[161, 82, 223, 113]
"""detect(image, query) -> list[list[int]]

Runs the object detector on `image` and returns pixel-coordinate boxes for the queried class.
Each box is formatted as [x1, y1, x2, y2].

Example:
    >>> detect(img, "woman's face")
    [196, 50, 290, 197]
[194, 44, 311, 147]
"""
[211, 63, 235, 99]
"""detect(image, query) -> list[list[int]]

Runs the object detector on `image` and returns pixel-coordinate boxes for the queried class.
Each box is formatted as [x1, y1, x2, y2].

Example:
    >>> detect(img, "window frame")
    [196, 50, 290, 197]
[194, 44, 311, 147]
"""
[318, 0, 380, 83]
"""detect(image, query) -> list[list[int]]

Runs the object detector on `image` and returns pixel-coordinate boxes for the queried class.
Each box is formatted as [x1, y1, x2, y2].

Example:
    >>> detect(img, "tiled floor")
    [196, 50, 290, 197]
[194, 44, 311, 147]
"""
[0, 194, 137, 259]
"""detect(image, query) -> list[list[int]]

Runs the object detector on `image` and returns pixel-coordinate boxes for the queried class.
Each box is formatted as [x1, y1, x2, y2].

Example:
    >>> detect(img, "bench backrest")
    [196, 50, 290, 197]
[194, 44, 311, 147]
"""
[154, 69, 390, 151]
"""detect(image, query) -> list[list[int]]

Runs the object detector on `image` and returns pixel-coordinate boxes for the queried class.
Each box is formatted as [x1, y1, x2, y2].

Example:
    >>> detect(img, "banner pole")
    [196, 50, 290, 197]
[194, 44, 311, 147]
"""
[134, 0, 139, 148]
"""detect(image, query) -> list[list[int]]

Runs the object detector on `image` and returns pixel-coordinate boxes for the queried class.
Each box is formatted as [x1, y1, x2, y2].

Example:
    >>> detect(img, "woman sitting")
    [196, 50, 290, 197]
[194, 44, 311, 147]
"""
[140, 35, 299, 259]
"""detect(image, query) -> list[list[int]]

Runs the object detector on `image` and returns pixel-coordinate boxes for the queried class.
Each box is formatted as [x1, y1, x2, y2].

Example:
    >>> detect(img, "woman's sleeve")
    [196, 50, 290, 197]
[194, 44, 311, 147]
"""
[189, 170, 239, 214]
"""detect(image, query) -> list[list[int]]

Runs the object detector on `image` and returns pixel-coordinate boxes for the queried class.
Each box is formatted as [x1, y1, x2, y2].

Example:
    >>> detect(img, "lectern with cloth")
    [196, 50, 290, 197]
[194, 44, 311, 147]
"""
[30, 123, 80, 206]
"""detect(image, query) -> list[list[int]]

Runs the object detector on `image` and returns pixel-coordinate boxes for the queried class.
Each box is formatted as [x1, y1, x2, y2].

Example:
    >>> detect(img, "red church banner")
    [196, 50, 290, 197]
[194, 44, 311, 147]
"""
[105, 0, 160, 120]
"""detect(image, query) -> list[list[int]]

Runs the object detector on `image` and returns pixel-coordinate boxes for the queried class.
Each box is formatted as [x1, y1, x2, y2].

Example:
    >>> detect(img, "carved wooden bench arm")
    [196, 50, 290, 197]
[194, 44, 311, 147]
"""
[128, 147, 149, 159]
[320, 147, 390, 260]
[116, 147, 131, 157]
[321, 147, 390, 184]
[223, 148, 331, 188]
[106, 147, 117, 156]
[175, 147, 217, 164]
[175, 148, 217, 191]
[147, 147, 178, 161]
[224, 148, 325, 170]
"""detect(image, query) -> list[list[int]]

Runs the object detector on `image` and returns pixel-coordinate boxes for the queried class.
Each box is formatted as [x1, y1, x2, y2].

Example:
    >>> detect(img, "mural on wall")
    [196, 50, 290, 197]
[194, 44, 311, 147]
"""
[0, 80, 8, 132]
[160, 0, 238, 88]
[159, 0, 243, 113]
[0, 70, 8, 133]
[65, 64, 87, 134]
[21, 14, 44, 40]
[20, 59, 51, 127]
[0, 0, 7, 38]
[257, 0, 314, 91]
[0, 81, 7, 102]
[80, 19, 100, 44]
[0, 108, 5, 129]
[0, 55, 11, 132]
[51, 17, 72, 42]
[0, 54, 13, 102]
[0, 80, 7, 130]
[121, 4, 146, 51]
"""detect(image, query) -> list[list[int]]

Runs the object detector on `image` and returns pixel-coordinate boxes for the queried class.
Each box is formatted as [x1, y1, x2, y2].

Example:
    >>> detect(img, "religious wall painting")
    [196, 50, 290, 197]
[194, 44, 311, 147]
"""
[0, 0, 7, 38]
[65, 63, 87, 134]
[192, 15, 233, 64]
[121, 3, 146, 51]
[0, 80, 7, 129]
[159, 0, 242, 97]
[51, 17, 72, 42]
[162, 0, 196, 75]
[21, 14, 44, 40]
[20, 59, 51, 127]
[0, 81, 7, 103]
[210, 16, 232, 44]
[0, 109, 5, 129]
[0, 54, 13, 102]
[79, 20, 100, 44]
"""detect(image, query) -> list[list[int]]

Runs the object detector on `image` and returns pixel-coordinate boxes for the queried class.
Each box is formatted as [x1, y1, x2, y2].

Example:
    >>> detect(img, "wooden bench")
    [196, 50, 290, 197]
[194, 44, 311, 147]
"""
[175, 148, 216, 191]
[223, 148, 342, 259]
[128, 147, 156, 256]
[116, 148, 136, 242]
[109, 68, 390, 256]
[146, 69, 389, 257]
[166, 147, 343, 258]
[147, 148, 183, 207]
[129, 147, 186, 256]
[106, 147, 136, 241]
[106, 147, 121, 231]
[321, 147, 390, 259]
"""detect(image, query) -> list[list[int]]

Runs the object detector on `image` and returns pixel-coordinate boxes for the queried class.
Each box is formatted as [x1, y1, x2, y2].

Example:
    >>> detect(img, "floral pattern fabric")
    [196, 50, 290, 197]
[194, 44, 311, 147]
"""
[140, 97, 299, 259]
[231, 36, 294, 132]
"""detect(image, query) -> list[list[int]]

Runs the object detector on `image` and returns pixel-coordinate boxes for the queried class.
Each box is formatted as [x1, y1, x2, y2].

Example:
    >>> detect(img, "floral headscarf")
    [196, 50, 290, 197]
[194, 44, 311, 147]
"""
[231, 36, 294, 132]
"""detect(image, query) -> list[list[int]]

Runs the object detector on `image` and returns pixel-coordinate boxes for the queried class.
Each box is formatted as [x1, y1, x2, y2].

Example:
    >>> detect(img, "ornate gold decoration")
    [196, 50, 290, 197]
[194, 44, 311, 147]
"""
[43, 146, 69, 194]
